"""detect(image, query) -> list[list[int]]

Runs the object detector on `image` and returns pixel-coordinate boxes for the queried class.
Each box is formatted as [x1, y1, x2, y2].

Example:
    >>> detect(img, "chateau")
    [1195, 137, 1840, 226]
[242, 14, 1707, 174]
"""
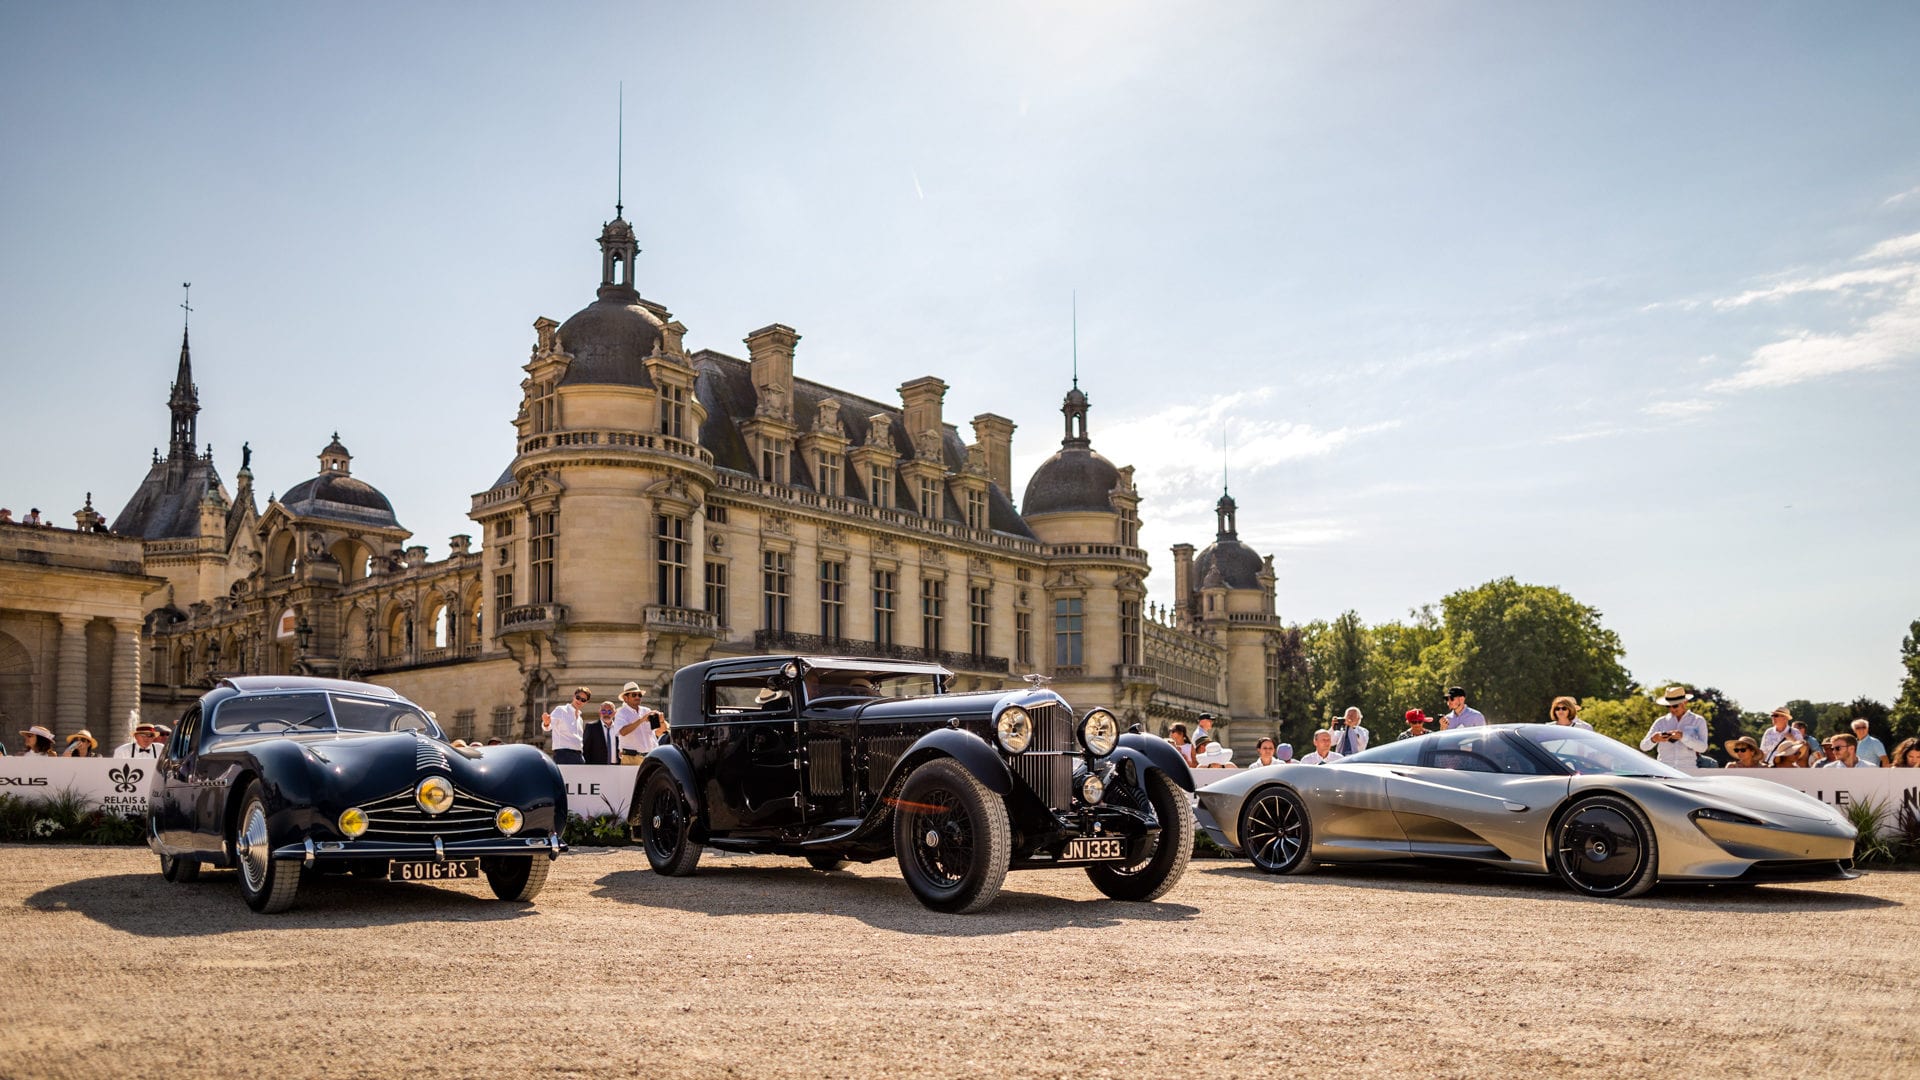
[0, 209, 1288, 753]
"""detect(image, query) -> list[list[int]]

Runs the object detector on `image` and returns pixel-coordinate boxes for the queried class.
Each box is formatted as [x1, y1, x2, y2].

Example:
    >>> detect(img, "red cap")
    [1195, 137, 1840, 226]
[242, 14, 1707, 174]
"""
[1404, 709, 1428, 725]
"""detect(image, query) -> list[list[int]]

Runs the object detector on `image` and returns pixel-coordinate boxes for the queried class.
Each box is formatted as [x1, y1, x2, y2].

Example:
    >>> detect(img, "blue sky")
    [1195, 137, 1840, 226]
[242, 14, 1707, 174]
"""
[2, 2, 1916, 711]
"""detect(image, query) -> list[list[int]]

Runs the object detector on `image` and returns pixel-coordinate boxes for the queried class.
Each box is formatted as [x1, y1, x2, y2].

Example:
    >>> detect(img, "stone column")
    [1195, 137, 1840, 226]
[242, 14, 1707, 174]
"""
[56, 614, 90, 739]
[112, 618, 142, 745]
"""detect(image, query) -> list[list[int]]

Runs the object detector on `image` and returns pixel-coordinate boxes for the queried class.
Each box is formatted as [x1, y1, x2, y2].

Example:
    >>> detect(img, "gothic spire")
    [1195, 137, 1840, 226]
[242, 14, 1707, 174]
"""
[167, 314, 199, 463]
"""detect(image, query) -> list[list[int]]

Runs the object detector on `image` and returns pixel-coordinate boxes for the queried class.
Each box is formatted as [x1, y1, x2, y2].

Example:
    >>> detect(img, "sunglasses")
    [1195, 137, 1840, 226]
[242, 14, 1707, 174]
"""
[1551, 706, 1570, 713]
[1735, 747, 1756, 754]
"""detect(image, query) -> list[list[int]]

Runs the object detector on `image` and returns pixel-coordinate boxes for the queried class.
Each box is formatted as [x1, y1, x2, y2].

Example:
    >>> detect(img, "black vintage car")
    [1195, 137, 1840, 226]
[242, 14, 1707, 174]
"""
[149, 676, 567, 913]
[633, 656, 1194, 913]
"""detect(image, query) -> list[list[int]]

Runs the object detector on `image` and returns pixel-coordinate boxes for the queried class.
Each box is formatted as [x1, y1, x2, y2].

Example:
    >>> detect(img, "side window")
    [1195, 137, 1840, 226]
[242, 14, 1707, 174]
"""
[170, 707, 200, 759]
[1423, 730, 1541, 775]
[706, 672, 792, 716]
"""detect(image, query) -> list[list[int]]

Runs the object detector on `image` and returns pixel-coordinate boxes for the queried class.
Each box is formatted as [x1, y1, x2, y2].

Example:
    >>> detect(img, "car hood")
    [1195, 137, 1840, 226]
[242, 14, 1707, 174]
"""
[1633, 775, 1846, 825]
[291, 731, 486, 795]
[845, 689, 1058, 722]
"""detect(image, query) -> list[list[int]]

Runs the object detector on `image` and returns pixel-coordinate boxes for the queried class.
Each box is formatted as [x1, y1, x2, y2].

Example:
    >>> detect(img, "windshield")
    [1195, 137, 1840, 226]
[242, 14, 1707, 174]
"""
[802, 668, 945, 702]
[1515, 725, 1687, 778]
[210, 691, 443, 740]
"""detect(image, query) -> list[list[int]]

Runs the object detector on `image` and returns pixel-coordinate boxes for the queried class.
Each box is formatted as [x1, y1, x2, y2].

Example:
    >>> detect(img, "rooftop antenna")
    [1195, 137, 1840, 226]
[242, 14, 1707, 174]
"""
[615, 82, 624, 219]
[180, 282, 192, 329]
[1071, 290, 1078, 389]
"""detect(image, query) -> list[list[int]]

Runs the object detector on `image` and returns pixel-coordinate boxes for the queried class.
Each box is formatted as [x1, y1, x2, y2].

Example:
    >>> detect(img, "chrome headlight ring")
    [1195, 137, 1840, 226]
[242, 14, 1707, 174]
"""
[997, 706, 1034, 753]
[1079, 709, 1120, 757]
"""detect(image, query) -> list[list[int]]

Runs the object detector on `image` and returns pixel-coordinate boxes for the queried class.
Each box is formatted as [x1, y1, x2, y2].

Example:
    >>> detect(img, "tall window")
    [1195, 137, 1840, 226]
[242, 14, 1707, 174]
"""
[762, 550, 789, 632]
[453, 709, 477, 742]
[873, 569, 897, 648]
[530, 381, 558, 433]
[921, 578, 945, 653]
[760, 437, 790, 485]
[968, 585, 991, 658]
[529, 511, 556, 604]
[965, 489, 987, 531]
[1120, 599, 1141, 666]
[656, 513, 688, 608]
[815, 450, 842, 498]
[1015, 611, 1032, 666]
[1053, 597, 1084, 667]
[1266, 649, 1282, 717]
[819, 560, 846, 640]
[659, 383, 688, 439]
[1118, 505, 1139, 547]
[918, 477, 943, 518]
[869, 464, 894, 509]
[705, 563, 729, 626]
[494, 573, 514, 625]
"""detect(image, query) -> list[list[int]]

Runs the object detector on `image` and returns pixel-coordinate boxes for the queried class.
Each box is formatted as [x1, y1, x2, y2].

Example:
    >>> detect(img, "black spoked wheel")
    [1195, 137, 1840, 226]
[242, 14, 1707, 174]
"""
[232, 781, 299, 913]
[804, 854, 847, 872]
[892, 758, 1010, 914]
[481, 855, 551, 901]
[1551, 794, 1658, 898]
[159, 852, 201, 883]
[638, 769, 702, 876]
[1086, 769, 1194, 902]
[1240, 786, 1316, 875]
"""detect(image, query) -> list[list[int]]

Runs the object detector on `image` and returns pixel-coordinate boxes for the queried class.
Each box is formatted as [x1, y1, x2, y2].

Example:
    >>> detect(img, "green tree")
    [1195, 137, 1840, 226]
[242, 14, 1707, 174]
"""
[1311, 610, 1377, 728]
[1373, 605, 1451, 720]
[1436, 578, 1631, 723]
[1580, 692, 1662, 747]
[1890, 618, 1920, 747]
[1270, 626, 1317, 749]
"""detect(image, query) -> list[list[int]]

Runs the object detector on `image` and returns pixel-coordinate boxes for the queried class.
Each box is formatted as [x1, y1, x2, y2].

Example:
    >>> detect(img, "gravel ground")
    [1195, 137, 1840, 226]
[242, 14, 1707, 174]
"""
[1, 844, 1915, 1079]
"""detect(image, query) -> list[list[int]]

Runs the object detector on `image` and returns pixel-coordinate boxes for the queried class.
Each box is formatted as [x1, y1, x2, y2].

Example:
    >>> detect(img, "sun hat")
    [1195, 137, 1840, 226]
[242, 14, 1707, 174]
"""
[621, 681, 643, 695]
[20, 725, 55, 742]
[1658, 687, 1694, 705]
[66, 730, 97, 749]
[1725, 736, 1759, 754]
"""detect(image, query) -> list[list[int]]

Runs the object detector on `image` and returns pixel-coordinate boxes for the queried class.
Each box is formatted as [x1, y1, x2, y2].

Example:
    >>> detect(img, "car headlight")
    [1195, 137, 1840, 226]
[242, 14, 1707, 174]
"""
[495, 806, 524, 836]
[1079, 773, 1105, 805]
[1079, 709, 1119, 756]
[338, 807, 368, 838]
[997, 706, 1033, 753]
[1691, 807, 1769, 828]
[415, 776, 455, 815]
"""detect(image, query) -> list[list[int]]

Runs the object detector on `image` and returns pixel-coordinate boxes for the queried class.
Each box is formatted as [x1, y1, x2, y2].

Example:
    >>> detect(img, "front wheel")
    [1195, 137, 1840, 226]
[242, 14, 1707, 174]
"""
[637, 769, 702, 876]
[159, 852, 201, 883]
[1551, 794, 1659, 898]
[892, 758, 1011, 913]
[1087, 769, 1194, 902]
[232, 781, 300, 913]
[1240, 786, 1317, 875]
[482, 855, 550, 901]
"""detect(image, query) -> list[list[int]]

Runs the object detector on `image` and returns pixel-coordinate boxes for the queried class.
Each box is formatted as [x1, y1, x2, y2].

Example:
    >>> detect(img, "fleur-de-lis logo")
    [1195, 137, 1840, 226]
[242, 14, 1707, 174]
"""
[109, 764, 143, 793]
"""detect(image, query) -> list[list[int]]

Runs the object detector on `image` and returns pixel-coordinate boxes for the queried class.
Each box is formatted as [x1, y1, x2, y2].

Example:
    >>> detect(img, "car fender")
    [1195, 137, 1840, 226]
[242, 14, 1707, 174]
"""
[885, 726, 1015, 798]
[1115, 732, 1194, 792]
[635, 744, 704, 829]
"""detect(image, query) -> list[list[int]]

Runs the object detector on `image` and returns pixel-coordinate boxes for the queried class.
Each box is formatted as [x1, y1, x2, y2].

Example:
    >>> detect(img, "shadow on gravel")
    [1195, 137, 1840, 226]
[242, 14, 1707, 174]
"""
[1192, 861, 1902, 912]
[591, 864, 1201, 935]
[25, 871, 542, 936]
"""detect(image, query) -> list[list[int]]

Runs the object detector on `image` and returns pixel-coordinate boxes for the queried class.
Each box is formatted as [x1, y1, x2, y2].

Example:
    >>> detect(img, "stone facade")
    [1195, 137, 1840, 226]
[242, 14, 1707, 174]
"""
[14, 205, 1295, 755]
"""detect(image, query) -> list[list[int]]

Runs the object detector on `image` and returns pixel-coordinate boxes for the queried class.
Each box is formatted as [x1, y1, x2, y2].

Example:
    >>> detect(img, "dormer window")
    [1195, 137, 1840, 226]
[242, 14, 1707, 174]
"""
[659, 383, 688, 440]
[759, 436, 790, 485]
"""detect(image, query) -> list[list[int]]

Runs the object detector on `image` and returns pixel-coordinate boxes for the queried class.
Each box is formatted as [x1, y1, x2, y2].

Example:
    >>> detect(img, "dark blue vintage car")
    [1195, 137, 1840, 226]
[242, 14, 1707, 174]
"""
[149, 676, 566, 913]
[634, 656, 1194, 913]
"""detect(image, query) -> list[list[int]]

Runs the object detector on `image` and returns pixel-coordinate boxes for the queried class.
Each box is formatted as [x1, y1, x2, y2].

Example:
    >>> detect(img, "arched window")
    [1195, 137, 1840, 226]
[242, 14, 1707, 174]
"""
[430, 603, 449, 648]
[267, 531, 297, 576]
[386, 609, 412, 657]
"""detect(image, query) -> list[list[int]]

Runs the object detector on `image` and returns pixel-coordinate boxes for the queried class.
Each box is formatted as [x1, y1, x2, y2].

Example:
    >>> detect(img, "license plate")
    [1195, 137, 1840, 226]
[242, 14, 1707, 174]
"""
[388, 859, 479, 882]
[1059, 837, 1125, 862]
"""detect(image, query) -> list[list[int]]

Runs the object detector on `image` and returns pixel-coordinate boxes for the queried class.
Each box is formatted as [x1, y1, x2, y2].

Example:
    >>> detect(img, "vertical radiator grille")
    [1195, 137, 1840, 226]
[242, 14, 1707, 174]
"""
[808, 738, 845, 796]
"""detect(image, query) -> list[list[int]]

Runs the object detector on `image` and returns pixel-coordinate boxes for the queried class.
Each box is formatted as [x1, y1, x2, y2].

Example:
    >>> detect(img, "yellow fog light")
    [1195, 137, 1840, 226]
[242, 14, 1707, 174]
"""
[416, 776, 455, 815]
[495, 806, 524, 836]
[338, 807, 368, 838]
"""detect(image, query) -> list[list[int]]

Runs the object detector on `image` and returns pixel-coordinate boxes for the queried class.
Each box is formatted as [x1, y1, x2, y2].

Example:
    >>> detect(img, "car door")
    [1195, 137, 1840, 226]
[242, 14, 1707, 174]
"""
[153, 705, 200, 854]
[1381, 729, 1570, 866]
[701, 669, 806, 833]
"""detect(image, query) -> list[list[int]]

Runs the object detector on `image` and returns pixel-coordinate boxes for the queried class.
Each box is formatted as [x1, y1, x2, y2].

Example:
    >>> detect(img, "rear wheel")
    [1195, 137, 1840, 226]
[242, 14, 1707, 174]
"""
[482, 855, 550, 901]
[1086, 769, 1193, 902]
[892, 758, 1010, 913]
[158, 853, 201, 883]
[1240, 786, 1316, 875]
[638, 769, 703, 876]
[232, 781, 300, 913]
[1551, 794, 1659, 898]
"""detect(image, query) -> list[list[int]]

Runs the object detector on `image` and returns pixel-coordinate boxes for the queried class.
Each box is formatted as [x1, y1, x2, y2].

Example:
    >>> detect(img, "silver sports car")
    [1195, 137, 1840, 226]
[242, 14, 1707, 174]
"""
[1195, 725, 1858, 897]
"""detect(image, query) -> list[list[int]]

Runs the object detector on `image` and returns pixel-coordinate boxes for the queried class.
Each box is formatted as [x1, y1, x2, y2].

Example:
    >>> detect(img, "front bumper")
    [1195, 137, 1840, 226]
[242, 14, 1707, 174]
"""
[273, 831, 566, 867]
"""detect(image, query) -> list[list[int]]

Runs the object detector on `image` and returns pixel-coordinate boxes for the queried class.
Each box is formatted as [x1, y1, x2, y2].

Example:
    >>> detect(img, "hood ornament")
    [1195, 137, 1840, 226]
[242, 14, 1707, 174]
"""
[1021, 673, 1053, 688]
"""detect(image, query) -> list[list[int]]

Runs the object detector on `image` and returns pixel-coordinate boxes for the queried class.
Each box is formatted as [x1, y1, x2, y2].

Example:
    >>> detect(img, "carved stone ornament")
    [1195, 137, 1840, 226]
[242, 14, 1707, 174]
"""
[520, 469, 563, 500]
[814, 398, 846, 438]
[866, 413, 894, 448]
[914, 429, 944, 463]
[871, 536, 898, 557]
[969, 555, 992, 576]
[533, 317, 559, 357]
[1115, 572, 1144, 593]
[764, 514, 792, 536]
[921, 546, 947, 567]
[1046, 568, 1090, 590]
[821, 524, 848, 549]
[756, 384, 789, 421]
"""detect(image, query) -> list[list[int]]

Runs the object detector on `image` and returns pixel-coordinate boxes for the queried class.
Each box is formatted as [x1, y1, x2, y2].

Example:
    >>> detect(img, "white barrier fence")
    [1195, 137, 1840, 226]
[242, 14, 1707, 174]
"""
[0, 758, 639, 822]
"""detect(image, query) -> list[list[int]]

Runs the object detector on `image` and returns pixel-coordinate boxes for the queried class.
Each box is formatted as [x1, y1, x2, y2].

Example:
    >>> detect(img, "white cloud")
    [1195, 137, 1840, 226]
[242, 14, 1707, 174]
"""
[1641, 399, 1719, 419]
[1860, 231, 1920, 262]
[1707, 286, 1920, 391]
[1882, 185, 1920, 208]
[1711, 265, 1919, 309]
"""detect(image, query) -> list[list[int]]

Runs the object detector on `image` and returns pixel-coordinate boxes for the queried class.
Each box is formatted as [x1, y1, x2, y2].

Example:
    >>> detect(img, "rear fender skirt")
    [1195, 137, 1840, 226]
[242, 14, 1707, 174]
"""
[1115, 733, 1194, 792]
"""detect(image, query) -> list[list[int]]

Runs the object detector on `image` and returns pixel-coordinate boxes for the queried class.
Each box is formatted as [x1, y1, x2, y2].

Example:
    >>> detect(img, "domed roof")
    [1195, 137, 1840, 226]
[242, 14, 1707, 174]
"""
[1192, 538, 1264, 590]
[1023, 447, 1120, 516]
[556, 292, 664, 388]
[280, 473, 400, 529]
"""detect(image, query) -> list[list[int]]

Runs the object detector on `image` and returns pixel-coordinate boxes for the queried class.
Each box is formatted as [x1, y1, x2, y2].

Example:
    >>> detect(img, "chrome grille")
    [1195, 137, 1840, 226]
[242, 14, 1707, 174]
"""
[1010, 753, 1071, 810]
[360, 785, 504, 842]
[1027, 703, 1073, 752]
[414, 738, 450, 772]
[808, 738, 845, 796]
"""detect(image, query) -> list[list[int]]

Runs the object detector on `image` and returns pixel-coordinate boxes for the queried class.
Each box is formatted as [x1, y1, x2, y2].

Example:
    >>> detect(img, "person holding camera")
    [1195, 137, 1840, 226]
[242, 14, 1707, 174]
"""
[615, 680, 662, 763]
[1332, 707, 1370, 755]
[1639, 686, 1708, 767]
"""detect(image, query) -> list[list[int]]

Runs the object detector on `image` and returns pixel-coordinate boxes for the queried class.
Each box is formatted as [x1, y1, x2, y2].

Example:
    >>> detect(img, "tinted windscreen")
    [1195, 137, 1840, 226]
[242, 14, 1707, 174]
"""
[1516, 726, 1687, 778]
[332, 695, 440, 736]
[210, 693, 333, 734]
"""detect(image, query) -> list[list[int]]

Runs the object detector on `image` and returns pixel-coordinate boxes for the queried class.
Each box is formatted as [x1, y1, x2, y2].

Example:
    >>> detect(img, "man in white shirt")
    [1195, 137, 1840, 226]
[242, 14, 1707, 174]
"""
[1639, 687, 1708, 767]
[114, 720, 164, 759]
[614, 681, 660, 764]
[1333, 707, 1370, 755]
[1759, 707, 1795, 762]
[1822, 732, 1878, 768]
[1439, 687, 1486, 729]
[1195, 713, 1222, 749]
[541, 686, 590, 764]
[1298, 729, 1344, 766]
[1851, 720, 1889, 768]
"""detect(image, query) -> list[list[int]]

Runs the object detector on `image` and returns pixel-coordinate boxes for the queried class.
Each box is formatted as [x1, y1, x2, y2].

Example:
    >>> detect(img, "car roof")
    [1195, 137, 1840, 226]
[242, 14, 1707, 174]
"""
[677, 655, 952, 680]
[215, 675, 404, 698]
